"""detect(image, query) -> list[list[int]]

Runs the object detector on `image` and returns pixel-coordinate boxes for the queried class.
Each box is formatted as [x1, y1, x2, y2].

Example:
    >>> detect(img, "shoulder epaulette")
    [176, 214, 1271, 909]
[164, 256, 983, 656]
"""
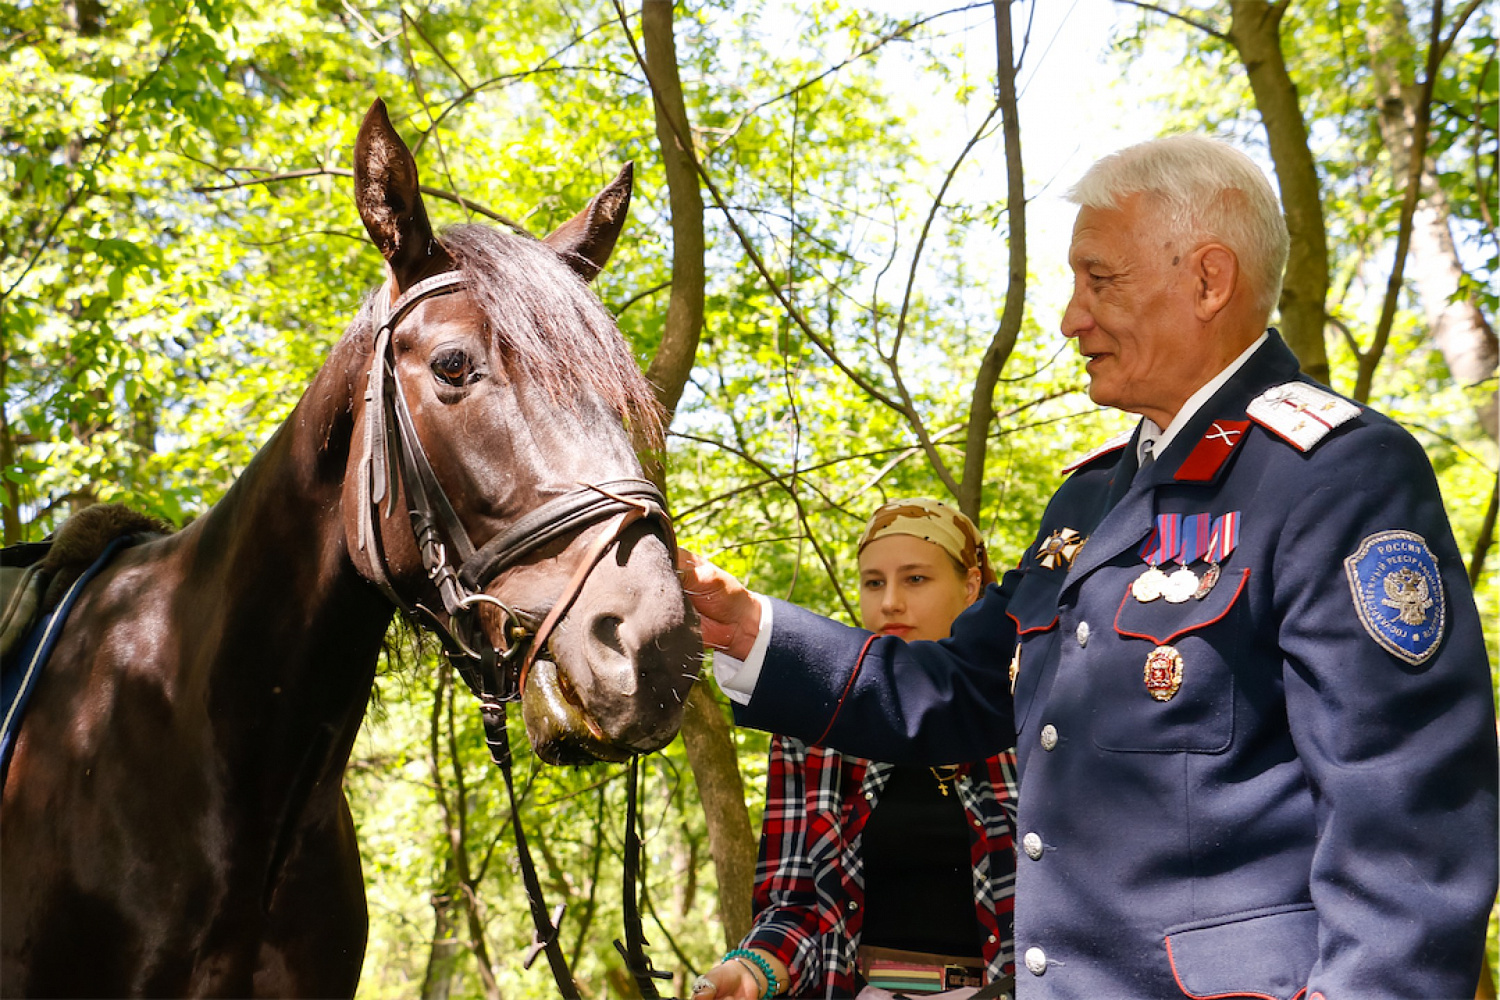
[1060, 429, 1134, 475]
[1246, 381, 1361, 452]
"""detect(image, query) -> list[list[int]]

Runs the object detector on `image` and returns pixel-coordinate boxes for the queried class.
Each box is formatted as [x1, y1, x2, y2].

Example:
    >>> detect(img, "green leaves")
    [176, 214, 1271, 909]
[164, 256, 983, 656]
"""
[6, 1, 1495, 994]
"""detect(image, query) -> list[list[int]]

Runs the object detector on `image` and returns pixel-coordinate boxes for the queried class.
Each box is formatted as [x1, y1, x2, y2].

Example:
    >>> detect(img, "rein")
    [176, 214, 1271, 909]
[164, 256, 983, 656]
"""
[354, 271, 672, 997]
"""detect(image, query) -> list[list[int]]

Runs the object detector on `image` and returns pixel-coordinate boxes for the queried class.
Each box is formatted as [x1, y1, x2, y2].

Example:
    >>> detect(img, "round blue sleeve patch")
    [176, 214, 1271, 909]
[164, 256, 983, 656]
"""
[1343, 530, 1446, 665]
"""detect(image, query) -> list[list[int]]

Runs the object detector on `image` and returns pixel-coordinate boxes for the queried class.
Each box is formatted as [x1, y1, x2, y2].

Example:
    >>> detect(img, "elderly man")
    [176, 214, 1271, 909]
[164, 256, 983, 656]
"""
[684, 135, 1497, 999]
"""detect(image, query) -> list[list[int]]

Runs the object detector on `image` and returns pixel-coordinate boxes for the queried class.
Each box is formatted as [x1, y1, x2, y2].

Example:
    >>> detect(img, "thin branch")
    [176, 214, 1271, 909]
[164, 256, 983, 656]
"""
[1114, 0, 1228, 40]
[398, 11, 468, 220]
[609, 0, 902, 415]
[884, 98, 1005, 501]
[567, 787, 608, 969]
[416, 38, 638, 145]
[191, 166, 529, 233]
[893, 101, 1001, 357]
[782, 84, 808, 598]
[721, 203, 850, 258]
[233, 228, 367, 248]
[1013, 0, 1037, 74]
[427, 64, 642, 131]
[1468, 475, 1497, 587]
[1327, 315, 1365, 360]
[708, 3, 991, 152]
[611, 280, 672, 316]
[998, 342, 1071, 383]
[1354, 0, 1447, 402]
[404, 7, 471, 91]
[3, 8, 191, 303]
[535, 766, 628, 809]
[1401, 418, 1497, 472]
[639, 869, 700, 975]
[670, 429, 858, 619]
[670, 388, 1081, 523]
[1435, 0, 1484, 64]
[0, 28, 43, 60]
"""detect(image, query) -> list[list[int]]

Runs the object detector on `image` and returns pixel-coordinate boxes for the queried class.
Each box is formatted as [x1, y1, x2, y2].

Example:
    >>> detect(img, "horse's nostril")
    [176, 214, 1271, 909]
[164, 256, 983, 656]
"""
[590, 613, 627, 657]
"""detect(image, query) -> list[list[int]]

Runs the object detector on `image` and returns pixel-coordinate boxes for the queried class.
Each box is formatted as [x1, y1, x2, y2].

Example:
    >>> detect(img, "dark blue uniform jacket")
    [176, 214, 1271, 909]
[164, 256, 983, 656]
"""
[737, 333, 1497, 1000]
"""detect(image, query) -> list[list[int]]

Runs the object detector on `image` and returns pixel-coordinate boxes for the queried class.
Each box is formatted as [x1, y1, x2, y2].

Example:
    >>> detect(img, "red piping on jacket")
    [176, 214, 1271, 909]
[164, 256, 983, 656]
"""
[814, 633, 879, 746]
[1005, 609, 1059, 637]
[1112, 568, 1251, 646]
[1165, 934, 1308, 1000]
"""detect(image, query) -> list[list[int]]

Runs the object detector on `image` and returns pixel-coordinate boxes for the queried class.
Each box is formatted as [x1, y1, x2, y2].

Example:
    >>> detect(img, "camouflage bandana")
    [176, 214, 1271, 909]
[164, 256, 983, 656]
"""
[857, 498, 995, 585]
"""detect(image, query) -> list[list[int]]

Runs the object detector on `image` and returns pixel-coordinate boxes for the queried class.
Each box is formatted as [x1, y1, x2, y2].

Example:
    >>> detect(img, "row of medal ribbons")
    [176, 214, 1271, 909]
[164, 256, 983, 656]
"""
[1132, 512, 1239, 604]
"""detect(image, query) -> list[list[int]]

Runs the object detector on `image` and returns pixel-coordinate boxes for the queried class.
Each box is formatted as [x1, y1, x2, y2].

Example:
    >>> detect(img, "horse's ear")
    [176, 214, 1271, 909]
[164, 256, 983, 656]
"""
[353, 98, 435, 284]
[542, 162, 633, 282]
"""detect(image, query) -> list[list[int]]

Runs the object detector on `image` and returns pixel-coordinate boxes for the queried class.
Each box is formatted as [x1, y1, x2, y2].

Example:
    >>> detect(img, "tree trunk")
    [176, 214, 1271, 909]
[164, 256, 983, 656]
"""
[642, 0, 707, 417]
[958, 0, 1026, 523]
[1227, 1, 1330, 385]
[678, 683, 756, 945]
[1366, 0, 1497, 438]
[639, 0, 757, 949]
[420, 864, 462, 1000]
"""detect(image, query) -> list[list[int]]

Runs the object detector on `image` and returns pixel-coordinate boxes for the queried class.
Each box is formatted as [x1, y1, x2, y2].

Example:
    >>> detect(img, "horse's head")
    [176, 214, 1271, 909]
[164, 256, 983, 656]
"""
[342, 99, 699, 765]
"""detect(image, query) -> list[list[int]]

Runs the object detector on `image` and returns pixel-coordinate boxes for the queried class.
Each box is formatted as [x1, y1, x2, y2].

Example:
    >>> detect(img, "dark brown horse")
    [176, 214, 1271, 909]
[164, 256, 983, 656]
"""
[0, 100, 699, 998]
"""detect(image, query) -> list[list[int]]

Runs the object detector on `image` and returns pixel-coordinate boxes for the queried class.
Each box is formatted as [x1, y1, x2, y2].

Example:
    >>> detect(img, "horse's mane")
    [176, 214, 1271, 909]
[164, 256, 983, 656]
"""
[39, 503, 173, 608]
[351, 224, 664, 448]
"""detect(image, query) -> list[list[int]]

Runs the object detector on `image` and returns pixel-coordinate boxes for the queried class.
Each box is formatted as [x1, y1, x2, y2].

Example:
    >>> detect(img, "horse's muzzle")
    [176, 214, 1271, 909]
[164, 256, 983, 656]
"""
[518, 553, 700, 765]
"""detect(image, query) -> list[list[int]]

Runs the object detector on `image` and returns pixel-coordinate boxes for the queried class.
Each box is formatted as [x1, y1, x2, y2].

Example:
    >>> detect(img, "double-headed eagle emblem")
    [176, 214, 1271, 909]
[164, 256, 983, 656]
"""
[1382, 567, 1433, 625]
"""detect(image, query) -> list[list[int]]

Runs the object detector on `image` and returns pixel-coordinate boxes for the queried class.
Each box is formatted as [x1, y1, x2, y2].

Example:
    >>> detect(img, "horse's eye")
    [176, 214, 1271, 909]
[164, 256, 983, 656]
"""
[431, 349, 477, 387]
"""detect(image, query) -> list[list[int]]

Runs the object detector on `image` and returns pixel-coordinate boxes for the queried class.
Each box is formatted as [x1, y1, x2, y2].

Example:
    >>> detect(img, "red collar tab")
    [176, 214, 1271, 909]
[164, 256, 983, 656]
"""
[1061, 429, 1133, 475]
[1173, 420, 1251, 482]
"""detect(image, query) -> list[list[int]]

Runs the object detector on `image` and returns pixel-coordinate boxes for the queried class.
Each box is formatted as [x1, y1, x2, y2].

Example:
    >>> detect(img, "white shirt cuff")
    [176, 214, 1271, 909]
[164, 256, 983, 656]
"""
[711, 593, 773, 705]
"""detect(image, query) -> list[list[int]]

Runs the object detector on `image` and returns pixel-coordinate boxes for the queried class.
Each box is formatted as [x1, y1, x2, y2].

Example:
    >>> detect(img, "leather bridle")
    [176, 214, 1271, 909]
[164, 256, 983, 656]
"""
[353, 269, 676, 709]
[353, 270, 677, 998]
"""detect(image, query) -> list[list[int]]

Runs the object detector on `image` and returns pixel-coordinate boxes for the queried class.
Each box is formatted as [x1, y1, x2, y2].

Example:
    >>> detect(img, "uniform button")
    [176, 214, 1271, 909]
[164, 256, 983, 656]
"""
[1039, 724, 1058, 751]
[847, 900, 858, 912]
[1022, 832, 1043, 860]
[1075, 621, 1090, 647]
[864, 790, 875, 800]
[987, 934, 997, 944]
[1024, 947, 1047, 976]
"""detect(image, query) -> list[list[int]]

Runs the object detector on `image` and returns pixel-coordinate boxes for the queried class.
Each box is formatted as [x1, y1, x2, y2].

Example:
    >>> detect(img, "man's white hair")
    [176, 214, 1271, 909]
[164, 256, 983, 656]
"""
[1067, 134, 1290, 319]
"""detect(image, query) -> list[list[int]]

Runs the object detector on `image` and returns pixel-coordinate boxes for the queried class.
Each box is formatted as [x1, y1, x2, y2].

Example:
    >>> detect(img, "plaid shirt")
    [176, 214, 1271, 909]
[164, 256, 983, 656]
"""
[742, 735, 1018, 998]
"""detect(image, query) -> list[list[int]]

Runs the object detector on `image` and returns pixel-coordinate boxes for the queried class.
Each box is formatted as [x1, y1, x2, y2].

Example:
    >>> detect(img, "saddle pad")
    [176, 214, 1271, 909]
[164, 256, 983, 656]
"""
[2, 536, 133, 789]
[2, 561, 46, 663]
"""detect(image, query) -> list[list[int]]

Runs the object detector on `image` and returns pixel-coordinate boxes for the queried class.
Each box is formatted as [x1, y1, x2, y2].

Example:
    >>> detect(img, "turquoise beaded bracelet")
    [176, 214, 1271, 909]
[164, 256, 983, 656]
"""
[723, 948, 778, 999]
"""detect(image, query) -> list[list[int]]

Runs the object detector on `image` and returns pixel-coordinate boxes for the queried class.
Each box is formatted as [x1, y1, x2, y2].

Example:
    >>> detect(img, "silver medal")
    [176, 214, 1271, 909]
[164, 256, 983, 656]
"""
[1132, 566, 1168, 603]
[1163, 566, 1199, 604]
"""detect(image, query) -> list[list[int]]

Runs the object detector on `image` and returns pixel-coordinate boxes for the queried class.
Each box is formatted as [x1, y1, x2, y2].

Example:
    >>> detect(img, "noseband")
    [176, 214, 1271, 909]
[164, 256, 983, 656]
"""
[354, 270, 675, 706]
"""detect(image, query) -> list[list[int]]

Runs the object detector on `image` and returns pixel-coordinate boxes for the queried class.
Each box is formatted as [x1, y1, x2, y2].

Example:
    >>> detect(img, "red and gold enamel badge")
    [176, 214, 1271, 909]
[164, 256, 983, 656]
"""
[1144, 645, 1184, 701]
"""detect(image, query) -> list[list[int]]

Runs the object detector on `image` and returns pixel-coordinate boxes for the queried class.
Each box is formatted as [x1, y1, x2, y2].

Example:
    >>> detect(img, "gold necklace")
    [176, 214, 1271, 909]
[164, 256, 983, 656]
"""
[930, 764, 962, 796]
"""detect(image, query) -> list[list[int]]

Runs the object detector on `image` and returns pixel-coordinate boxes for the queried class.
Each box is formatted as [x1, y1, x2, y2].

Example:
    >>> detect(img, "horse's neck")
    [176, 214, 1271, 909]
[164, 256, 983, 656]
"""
[180, 331, 390, 757]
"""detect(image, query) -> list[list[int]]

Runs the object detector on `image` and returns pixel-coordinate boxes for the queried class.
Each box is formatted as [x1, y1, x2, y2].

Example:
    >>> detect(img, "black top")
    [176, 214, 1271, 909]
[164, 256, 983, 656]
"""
[858, 764, 985, 958]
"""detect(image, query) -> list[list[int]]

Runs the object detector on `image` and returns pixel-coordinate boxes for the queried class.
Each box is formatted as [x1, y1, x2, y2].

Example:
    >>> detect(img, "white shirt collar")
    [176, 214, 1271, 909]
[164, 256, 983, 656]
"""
[1137, 331, 1268, 463]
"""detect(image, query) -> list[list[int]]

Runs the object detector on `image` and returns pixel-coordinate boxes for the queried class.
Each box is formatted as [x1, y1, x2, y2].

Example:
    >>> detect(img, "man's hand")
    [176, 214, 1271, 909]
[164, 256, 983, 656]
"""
[676, 549, 762, 661]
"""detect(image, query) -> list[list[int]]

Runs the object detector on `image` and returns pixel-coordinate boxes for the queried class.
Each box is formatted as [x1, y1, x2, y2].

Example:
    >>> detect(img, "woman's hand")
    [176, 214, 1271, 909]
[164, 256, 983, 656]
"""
[689, 949, 789, 999]
[677, 549, 762, 661]
[690, 959, 763, 999]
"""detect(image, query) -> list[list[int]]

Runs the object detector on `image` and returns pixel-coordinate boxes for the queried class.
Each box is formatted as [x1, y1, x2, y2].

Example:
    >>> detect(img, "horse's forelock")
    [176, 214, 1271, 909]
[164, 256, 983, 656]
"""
[438, 224, 664, 448]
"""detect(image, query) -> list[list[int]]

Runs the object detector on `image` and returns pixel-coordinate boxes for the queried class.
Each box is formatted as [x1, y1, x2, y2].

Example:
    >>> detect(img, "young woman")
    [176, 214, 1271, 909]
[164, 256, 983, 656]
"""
[693, 499, 1018, 1000]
